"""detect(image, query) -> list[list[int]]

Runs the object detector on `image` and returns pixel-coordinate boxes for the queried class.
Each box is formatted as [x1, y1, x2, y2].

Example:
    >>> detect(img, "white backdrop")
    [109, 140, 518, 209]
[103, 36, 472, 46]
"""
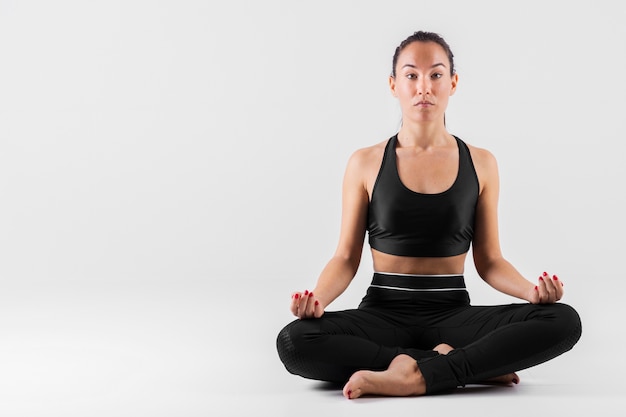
[1, 0, 624, 415]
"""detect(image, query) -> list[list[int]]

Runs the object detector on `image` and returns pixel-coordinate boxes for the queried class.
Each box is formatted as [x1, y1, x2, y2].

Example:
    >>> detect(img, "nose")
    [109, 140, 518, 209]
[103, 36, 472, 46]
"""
[417, 77, 431, 95]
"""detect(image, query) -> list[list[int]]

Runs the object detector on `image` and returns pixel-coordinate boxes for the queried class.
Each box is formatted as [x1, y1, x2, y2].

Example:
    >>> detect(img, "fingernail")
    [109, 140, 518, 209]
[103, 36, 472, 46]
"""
[308, 292, 314, 297]
[315, 300, 319, 306]
[513, 378, 519, 384]
[543, 272, 548, 277]
[534, 286, 538, 290]
[561, 282, 564, 286]
[304, 290, 309, 296]
[348, 390, 352, 399]
[552, 275, 558, 280]
[539, 277, 543, 281]
[294, 293, 299, 299]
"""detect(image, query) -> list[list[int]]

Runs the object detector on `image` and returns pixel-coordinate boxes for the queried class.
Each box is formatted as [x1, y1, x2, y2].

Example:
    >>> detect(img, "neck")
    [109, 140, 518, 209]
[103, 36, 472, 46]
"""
[397, 121, 450, 148]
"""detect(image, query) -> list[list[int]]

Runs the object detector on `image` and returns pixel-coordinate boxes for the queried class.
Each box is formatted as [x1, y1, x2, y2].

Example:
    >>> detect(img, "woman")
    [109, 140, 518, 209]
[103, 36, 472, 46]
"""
[276, 31, 581, 399]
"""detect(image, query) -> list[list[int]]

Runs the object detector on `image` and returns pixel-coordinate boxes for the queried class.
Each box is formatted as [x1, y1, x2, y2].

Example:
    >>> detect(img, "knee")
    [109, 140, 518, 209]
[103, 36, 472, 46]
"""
[277, 318, 321, 348]
[552, 303, 582, 346]
[276, 320, 314, 374]
[276, 319, 347, 383]
[276, 321, 296, 364]
[553, 303, 581, 327]
[277, 320, 305, 352]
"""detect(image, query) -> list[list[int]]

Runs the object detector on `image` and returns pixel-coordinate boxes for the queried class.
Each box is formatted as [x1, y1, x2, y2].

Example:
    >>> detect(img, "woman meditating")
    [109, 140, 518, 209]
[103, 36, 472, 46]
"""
[276, 30, 582, 399]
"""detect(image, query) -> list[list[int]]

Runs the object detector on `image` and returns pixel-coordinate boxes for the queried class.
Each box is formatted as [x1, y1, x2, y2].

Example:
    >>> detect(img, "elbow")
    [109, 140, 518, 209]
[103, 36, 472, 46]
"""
[334, 251, 362, 276]
[347, 254, 362, 276]
[473, 252, 503, 278]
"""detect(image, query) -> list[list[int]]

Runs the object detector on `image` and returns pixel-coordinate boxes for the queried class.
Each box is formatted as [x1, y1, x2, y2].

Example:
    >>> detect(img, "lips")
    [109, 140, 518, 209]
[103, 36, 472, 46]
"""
[415, 101, 433, 106]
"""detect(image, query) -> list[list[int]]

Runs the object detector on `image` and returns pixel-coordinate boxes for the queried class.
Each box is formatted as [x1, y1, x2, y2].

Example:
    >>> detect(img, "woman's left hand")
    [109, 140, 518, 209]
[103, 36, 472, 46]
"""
[529, 271, 564, 304]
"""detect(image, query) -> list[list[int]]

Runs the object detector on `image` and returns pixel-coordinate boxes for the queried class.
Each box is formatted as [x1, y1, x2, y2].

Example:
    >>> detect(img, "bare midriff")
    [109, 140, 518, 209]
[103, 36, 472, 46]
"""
[371, 249, 467, 275]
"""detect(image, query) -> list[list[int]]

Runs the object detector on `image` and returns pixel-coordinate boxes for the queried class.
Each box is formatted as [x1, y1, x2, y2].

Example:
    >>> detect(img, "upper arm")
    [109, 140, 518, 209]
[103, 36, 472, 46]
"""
[333, 149, 370, 267]
[471, 147, 504, 273]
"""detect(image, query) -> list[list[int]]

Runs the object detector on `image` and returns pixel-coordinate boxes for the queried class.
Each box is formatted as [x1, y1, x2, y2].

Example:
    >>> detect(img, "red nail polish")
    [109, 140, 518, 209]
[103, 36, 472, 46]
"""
[304, 290, 309, 296]
[309, 292, 314, 297]
[348, 390, 352, 399]
[315, 300, 319, 306]
[539, 277, 543, 281]
[553, 275, 558, 280]
[534, 286, 538, 290]
[294, 293, 299, 299]
[543, 272, 548, 276]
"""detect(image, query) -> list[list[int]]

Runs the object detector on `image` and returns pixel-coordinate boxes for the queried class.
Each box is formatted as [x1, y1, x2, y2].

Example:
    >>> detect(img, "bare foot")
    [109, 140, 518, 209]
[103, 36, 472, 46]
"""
[342, 354, 426, 399]
[484, 372, 520, 385]
[433, 343, 454, 355]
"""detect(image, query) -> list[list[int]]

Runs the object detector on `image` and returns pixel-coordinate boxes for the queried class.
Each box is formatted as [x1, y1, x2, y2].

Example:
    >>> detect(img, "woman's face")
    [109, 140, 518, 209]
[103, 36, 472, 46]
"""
[389, 41, 458, 124]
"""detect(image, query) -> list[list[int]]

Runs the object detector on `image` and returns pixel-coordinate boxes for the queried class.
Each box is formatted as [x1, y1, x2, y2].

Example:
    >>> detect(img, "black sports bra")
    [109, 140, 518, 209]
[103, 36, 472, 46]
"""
[367, 134, 479, 257]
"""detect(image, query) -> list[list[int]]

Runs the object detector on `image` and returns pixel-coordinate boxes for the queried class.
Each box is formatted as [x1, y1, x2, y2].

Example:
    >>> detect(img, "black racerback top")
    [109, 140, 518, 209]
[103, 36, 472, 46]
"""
[367, 134, 479, 257]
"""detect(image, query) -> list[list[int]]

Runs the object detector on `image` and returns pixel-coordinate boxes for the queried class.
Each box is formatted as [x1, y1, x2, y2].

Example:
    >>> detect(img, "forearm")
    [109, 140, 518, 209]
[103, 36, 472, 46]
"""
[312, 255, 360, 308]
[478, 257, 535, 302]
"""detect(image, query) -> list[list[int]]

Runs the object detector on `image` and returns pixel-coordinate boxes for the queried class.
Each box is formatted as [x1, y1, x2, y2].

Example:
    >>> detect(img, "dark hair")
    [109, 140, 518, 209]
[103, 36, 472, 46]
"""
[391, 31, 455, 77]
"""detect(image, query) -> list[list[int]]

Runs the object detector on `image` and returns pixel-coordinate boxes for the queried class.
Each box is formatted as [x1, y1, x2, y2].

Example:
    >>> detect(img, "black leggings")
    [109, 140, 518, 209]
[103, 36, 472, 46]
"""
[276, 273, 582, 394]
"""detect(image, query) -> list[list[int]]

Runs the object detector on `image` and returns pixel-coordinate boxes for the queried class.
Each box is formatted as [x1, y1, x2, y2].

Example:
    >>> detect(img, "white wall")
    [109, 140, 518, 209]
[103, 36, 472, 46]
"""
[1, 0, 624, 367]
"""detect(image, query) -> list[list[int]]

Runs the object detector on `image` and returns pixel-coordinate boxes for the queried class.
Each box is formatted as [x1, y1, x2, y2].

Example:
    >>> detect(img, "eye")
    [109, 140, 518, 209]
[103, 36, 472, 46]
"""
[406, 73, 417, 80]
[431, 73, 443, 79]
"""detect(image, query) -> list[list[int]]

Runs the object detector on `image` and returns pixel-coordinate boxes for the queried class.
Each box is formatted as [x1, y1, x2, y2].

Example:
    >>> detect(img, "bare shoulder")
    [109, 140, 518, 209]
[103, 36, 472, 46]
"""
[350, 138, 387, 161]
[345, 138, 388, 172]
[464, 141, 499, 193]
[345, 138, 389, 193]
[465, 142, 498, 175]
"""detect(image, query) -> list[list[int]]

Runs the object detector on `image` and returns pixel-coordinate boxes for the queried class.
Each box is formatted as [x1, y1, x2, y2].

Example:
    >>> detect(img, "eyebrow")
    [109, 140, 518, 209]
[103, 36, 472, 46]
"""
[401, 63, 447, 70]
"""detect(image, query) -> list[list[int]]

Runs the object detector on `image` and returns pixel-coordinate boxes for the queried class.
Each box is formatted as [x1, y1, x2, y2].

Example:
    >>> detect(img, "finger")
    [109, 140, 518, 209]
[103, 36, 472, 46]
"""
[298, 290, 312, 318]
[537, 275, 547, 303]
[291, 292, 302, 316]
[531, 284, 540, 304]
[314, 298, 324, 318]
[304, 291, 316, 317]
[552, 274, 564, 300]
[541, 273, 557, 303]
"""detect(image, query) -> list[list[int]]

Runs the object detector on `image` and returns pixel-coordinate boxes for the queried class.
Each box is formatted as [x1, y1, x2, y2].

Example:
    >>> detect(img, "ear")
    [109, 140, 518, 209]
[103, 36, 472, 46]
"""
[389, 75, 397, 97]
[449, 73, 459, 96]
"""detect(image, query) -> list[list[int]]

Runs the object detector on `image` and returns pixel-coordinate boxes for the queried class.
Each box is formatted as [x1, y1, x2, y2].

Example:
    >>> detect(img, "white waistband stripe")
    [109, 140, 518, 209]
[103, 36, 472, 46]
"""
[374, 272, 462, 278]
[369, 284, 466, 292]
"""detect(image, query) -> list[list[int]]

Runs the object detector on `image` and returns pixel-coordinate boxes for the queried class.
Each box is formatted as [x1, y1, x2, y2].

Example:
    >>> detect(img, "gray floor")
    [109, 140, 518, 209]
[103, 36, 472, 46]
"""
[0, 279, 622, 417]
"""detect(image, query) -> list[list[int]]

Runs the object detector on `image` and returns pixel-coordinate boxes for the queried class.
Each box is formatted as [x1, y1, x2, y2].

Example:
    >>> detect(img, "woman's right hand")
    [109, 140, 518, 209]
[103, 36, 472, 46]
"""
[290, 290, 325, 319]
